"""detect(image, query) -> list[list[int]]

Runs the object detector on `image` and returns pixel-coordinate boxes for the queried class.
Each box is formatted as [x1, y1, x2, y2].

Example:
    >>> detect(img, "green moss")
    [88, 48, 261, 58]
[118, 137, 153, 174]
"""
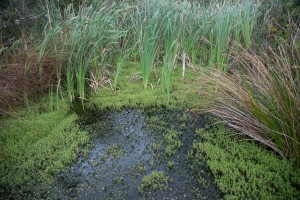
[167, 161, 175, 170]
[147, 113, 184, 157]
[151, 142, 162, 153]
[139, 171, 171, 192]
[164, 129, 183, 157]
[0, 100, 89, 196]
[191, 126, 300, 199]
[106, 144, 123, 159]
[135, 163, 146, 175]
[147, 116, 167, 133]
[89, 64, 201, 111]
[198, 177, 208, 188]
[147, 113, 185, 158]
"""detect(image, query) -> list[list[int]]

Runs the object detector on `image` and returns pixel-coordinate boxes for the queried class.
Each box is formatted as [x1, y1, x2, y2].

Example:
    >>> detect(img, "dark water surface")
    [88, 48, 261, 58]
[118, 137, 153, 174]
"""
[54, 109, 220, 200]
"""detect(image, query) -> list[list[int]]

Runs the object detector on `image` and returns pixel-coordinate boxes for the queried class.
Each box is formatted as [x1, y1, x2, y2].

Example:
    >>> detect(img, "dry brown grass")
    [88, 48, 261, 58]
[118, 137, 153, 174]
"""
[0, 57, 57, 115]
[199, 41, 300, 160]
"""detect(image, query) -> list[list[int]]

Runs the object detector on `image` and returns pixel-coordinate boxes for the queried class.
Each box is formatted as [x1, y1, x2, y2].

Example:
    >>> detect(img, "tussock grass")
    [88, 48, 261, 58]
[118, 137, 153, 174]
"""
[200, 40, 300, 160]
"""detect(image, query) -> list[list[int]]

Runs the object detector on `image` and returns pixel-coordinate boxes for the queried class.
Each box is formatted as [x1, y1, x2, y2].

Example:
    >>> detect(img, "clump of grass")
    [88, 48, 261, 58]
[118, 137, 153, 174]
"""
[207, 5, 232, 71]
[191, 126, 300, 199]
[139, 171, 171, 192]
[200, 39, 300, 160]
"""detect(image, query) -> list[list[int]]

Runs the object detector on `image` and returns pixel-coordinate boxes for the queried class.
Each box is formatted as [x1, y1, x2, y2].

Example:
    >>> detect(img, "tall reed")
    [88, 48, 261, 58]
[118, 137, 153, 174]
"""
[138, 0, 164, 88]
[39, 3, 125, 101]
[162, 3, 181, 95]
[38, 0, 262, 100]
[207, 1, 259, 71]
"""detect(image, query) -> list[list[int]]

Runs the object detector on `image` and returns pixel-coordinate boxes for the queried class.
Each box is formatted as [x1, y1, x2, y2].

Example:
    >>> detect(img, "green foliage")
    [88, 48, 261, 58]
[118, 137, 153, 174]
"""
[0, 100, 89, 197]
[114, 49, 131, 90]
[39, 3, 126, 102]
[161, 1, 182, 94]
[152, 142, 162, 153]
[139, 171, 171, 192]
[207, 1, 258, 71]
[37, 0, 262, 104]
[192, 126, 300, 199]
[138, 0, 163, 88]
[135, 163, 146, 174]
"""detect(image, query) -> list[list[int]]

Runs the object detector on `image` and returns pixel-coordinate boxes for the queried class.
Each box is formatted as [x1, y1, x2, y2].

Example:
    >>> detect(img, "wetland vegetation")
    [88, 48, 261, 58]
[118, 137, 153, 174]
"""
[0, 0, 300, 199]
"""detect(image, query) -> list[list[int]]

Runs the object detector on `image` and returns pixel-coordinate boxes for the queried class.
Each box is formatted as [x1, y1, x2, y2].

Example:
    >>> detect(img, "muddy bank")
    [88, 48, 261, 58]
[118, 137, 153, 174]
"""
[54, 109, 219, 199]
[0, 108, 220, 199]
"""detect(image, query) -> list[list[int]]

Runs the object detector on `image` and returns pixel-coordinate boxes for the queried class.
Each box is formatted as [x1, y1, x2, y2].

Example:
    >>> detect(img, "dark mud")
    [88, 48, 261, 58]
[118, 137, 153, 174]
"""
[54, 109, 220, 200]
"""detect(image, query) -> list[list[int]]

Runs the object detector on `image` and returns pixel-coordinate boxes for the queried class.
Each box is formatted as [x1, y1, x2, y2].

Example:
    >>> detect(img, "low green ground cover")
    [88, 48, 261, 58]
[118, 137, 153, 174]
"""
[191, 126, 300, 199]
[0, 100, 89, 198]
[89, 64, 201, 110]
[0, 0, 299, 199]
[1, 63, 299, 199]
[139, 171, 171, 192]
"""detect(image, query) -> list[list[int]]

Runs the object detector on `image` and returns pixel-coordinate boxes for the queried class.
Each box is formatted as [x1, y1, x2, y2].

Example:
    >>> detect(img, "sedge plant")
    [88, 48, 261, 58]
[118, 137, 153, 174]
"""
[201, 40, 300, 161]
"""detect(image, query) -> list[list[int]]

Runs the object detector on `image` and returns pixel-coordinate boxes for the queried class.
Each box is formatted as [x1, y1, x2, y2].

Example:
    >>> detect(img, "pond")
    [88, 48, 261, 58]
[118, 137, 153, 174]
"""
[53, 109, 220, 199]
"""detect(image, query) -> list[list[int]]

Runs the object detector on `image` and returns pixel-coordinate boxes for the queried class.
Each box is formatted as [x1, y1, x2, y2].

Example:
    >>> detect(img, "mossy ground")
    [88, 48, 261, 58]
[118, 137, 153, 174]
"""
[0, 100, 89, 199]
[0, 62, 299, 199]
[52, 109, 215, 199]
[89, 63, 202, 110]
[89, 64, 300, 198]
[190, 126, 300, 199]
